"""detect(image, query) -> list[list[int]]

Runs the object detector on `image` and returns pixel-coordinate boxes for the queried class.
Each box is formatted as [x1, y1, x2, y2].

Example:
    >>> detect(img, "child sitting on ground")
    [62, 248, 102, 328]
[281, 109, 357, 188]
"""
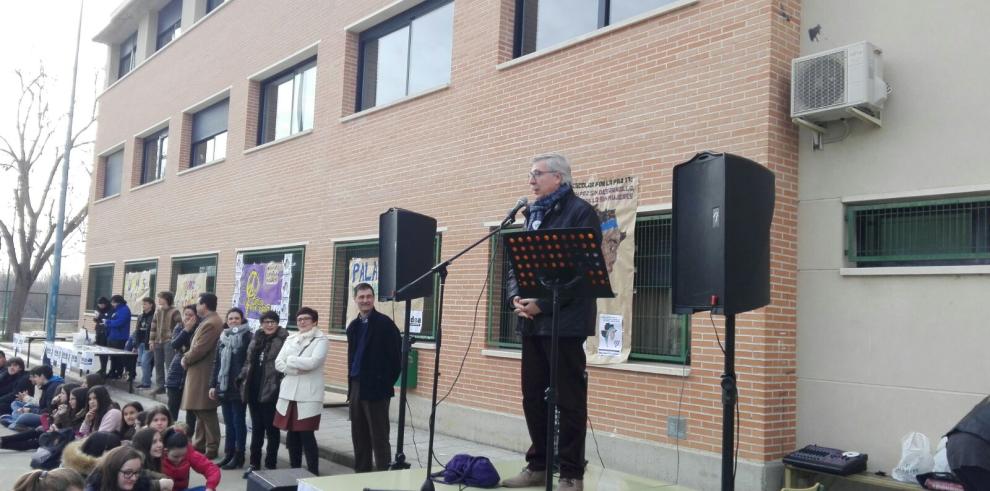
[160, 428, 220, 491]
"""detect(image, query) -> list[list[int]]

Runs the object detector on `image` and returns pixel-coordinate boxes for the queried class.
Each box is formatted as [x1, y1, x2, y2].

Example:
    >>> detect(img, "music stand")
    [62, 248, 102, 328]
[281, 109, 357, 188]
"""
[504, 227, 613, 491]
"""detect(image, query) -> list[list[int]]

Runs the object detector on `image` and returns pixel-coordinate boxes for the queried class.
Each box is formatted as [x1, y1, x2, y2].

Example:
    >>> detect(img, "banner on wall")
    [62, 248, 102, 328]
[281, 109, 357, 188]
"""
[345, 257, 425, 330]
[123, 270, 152, 307]
[232, 253, 293, 329]
[175, 273, 208, 309]
[573, 176, 638, 364]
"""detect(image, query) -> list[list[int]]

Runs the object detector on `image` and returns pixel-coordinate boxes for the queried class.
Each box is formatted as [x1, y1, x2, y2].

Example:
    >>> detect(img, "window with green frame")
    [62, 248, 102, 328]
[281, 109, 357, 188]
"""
[240, 246, 305, 328]
[122, 260, 158, 303]
[329, 237, 441, 337]
[86, 264, 115, 311]
[847, 196, 990, 267]
[487, 213, 690, 364]
[169, 254, 218, 304]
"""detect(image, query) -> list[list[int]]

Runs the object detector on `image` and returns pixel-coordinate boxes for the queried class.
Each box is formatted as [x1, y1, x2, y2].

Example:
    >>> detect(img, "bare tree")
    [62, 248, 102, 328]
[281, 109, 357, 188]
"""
[0, 68, 94, 340]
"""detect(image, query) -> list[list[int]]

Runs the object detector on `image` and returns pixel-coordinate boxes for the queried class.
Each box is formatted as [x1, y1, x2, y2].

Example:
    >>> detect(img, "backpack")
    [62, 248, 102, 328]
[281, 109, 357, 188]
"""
[430, 454, 501, 488]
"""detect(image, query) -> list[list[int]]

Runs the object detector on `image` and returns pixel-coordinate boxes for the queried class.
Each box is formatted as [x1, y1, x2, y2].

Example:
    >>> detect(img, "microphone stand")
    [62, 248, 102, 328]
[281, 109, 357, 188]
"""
[367, 211, 520, 491]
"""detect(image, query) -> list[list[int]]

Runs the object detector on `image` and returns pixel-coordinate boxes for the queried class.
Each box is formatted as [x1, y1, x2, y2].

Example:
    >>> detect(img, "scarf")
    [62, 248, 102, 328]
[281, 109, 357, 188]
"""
[527, 183, 572, 231]
[217, 324, 249, 392]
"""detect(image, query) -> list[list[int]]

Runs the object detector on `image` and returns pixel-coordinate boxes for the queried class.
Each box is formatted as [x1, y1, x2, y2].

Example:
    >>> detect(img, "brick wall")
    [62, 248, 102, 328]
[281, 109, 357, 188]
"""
[83, 0, 800, 464]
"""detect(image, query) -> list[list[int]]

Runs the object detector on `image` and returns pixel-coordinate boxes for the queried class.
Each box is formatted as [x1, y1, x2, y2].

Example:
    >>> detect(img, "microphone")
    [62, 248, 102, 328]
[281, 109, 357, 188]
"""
[505, 197, 528, 223]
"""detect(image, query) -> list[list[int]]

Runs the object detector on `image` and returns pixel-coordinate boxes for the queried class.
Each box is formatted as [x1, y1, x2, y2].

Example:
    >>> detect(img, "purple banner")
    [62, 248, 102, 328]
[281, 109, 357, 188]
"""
[238, 262, 285, 321]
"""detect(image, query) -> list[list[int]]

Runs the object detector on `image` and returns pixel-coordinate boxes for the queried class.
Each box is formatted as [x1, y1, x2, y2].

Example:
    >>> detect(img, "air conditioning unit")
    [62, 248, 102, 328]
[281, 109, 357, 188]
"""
[791, 41, 887, 123]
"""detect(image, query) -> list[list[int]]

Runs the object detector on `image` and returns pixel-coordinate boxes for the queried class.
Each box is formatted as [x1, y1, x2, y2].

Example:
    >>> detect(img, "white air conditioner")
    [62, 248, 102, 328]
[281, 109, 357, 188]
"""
[791, 41, 887, 123]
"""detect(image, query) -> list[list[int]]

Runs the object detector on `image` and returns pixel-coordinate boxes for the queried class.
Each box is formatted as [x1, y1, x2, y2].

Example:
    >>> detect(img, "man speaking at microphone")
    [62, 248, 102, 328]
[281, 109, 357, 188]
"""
[502, 153, 600, 491]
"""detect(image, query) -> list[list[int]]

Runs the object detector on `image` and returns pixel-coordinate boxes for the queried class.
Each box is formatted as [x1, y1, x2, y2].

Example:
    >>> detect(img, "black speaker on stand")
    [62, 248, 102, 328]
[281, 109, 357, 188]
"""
[671, 151, 775, 491]
[378, 208, 437, 472]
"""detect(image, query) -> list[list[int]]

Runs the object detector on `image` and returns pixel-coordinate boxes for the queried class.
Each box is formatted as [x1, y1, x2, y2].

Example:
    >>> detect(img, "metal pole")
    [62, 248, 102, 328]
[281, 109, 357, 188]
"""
[45, 0, 85, 345]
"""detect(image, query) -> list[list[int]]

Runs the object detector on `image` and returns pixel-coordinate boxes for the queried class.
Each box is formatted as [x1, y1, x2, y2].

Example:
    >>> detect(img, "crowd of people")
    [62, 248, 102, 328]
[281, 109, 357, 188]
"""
[4, 282, 405, 491]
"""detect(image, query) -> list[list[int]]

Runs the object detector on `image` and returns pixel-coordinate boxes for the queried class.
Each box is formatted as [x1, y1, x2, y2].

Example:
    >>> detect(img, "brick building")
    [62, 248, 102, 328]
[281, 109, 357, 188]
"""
[84, 1, 801, 489]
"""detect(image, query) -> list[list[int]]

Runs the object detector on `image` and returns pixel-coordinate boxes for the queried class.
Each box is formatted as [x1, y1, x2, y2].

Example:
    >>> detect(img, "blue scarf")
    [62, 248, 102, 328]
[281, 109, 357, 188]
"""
[527, 183, 572, 230]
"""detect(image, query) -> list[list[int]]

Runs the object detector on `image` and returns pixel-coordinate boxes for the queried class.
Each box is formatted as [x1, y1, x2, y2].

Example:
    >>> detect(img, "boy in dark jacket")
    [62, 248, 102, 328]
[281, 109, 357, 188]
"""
[0, 357, 31, 414]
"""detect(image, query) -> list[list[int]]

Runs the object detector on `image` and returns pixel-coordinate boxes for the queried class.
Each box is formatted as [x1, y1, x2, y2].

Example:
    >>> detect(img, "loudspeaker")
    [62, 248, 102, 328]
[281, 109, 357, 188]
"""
[671, 151, 775, 315]
[379, 208, 437, 301]
[246, 468, 315, 491]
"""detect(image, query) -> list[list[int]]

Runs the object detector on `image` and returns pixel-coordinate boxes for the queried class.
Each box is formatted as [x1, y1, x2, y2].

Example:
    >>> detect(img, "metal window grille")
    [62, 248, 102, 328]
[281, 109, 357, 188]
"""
[848, 197, 990, 266]
[487, 216, 690, 364]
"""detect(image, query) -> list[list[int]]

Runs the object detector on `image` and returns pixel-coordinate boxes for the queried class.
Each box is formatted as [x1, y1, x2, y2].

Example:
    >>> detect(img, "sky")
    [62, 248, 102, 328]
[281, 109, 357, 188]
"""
[0, 0, 119, 278]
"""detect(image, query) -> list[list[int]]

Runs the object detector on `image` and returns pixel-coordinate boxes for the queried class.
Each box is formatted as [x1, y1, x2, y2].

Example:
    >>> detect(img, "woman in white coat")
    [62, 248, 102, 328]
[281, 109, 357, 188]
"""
[274, 306, 329, 476]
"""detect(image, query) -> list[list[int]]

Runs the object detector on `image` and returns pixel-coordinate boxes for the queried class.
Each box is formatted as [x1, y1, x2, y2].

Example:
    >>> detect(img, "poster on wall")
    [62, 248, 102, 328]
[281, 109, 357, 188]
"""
[344, 257, 425, 330]
[175, 273, 208, 309]
[574, 176, 638, 364]
[123, 270, 152, 307]
[233, 253, 293, 329]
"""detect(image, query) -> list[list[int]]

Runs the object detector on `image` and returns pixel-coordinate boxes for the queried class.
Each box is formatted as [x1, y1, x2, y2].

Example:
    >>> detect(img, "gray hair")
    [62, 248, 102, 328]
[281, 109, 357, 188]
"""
[531, 152, 573, 185]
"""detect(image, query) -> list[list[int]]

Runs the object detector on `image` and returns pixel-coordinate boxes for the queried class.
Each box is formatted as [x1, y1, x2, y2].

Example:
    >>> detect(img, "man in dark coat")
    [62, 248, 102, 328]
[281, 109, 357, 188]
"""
[346, 283, 401, 473]
[947, 396, 990, 491]
[0, 357, 31, 414]
[502, 153, 601, 491]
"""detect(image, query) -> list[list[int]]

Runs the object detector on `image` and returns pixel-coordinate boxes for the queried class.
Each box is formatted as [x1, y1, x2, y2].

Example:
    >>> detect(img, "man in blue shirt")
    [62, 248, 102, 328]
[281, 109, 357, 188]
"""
[345, 282, 402, 473]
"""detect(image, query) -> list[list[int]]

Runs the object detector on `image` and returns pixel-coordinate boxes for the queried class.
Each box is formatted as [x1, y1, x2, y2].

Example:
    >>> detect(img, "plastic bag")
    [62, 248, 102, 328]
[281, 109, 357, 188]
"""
[891, 431, 934, 482]
[72, 329, 92, 346]
[932, 436, 950, 473]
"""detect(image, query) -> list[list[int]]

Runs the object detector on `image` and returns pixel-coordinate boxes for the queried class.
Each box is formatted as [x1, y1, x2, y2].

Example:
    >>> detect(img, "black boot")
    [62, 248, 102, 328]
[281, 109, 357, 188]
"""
[249, 452, 261, 470]
[223, 451, 245, 470]
[216, 451, 235, 468]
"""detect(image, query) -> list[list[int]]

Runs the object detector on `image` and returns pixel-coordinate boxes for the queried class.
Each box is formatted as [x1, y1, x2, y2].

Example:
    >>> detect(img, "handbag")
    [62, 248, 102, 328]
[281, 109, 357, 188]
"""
[430, 454, 501, 488]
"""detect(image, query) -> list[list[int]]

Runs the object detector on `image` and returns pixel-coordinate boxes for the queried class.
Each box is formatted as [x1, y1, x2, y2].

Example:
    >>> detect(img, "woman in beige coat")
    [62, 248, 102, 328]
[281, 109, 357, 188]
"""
[274, 306, 328, 476]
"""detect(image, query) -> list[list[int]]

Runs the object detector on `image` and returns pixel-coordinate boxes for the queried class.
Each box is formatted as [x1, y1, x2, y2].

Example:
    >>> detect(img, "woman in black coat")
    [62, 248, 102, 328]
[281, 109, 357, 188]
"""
[239, 310, 288, 471]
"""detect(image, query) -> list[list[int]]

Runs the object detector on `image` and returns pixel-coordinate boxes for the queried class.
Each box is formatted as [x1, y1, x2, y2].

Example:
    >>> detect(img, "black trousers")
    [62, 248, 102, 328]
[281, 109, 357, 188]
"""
[349, 380, 392, 473]
[521, 335, 587, 479]
[286, 430, 319, 476]
[166, 387, 197, 432]
[248, 400, 280, 468]
[107, 339, 127, 377]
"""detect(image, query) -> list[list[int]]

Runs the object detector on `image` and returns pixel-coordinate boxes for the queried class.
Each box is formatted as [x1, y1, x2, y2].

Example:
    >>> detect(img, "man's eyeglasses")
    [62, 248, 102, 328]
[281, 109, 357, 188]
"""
[297, 316, 314, 322]
[528, 169, 557, 180]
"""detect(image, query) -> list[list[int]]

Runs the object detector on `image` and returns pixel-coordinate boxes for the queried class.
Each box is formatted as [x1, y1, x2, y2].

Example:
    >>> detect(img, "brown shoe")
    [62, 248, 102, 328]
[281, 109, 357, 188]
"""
[558, 478, 583, 491]
[501, 467, 546, 487]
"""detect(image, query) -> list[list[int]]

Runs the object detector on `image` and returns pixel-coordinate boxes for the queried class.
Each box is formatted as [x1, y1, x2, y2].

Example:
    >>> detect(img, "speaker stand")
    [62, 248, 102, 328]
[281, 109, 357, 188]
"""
[389, 299, 414, 471]
[720, 313, 737, 491]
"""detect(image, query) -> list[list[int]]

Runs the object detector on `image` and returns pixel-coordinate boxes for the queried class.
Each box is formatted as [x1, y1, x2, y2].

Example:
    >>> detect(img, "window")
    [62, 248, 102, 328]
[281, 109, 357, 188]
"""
[330, 238, 441, 337]
[487, 214, 690, 364]
[240, 247, 305, 328]
[170, 255, 218, 307]
[259, 58, 316, 144]
[514, 0, 678, 56]
[102, 150, 123, 197]
[140, 128, 168, 184]
[86, 265, 115, 311]
[117, 32, 137, 79]
[357, 0, 454, 111]
[206, 0, 225, 14]
[156, 0, 182, 50]
[191, 99, 228, 166]
[122, 260, 158, 306]
[630, 214, 688, 363]
[847, 196, 990, 267]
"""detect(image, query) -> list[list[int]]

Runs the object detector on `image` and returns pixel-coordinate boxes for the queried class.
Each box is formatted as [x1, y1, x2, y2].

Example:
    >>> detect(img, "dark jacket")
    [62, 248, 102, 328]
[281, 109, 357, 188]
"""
[106, 303, 132, 342]
[346, 309, 402, 401]
[165, 323, 195, 390]
[949, 396, 990, 443]
[0, 371, 32, 411]
[94, 306, 112, 346]
[239, 326, 288, 404]
[505, 187, 602, 337]
[209, 325, 252, 401]
[36, 379, 63, 413]
[133, 309, 154, 346]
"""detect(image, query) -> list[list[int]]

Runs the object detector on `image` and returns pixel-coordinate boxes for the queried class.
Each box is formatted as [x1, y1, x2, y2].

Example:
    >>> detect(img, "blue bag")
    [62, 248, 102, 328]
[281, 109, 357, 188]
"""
[430, 454, 501, 488]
